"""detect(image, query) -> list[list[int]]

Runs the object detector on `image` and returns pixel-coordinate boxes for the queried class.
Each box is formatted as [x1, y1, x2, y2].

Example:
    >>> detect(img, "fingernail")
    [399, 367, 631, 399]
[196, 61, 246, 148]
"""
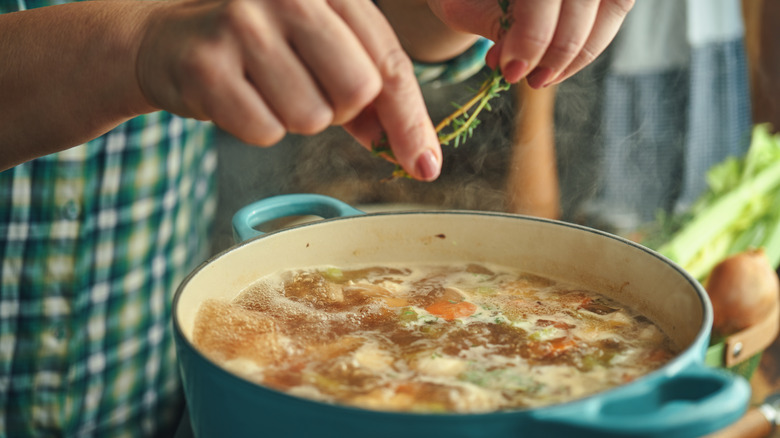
[502, 60, 529, 83]
[526, 67, 555, 89]
[414, 149, 440, 181]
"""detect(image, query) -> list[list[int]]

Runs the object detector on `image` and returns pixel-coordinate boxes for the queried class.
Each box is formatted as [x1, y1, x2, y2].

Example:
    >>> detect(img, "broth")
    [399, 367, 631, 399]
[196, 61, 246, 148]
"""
[192, 263, 676, 413]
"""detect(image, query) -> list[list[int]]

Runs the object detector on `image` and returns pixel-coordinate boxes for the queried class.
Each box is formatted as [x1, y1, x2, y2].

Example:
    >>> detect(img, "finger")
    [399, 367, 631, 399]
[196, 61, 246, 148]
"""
[286, 1, 382, 126]
[342, 102, 436, 173]
[189, 52, 286, 145]
[550, 0, 635, 85]
[499, 0, 563, 83]
[236, 2, 334, 136]
[372, 59, 442, 181]
[525, 0, 600, 89]
[331, 0, 442, 181]
[210, 78, 287, 146]
[245, 50, 334, 136]
[485, 38, 503, 70]
[172, 37, 287, 146]
[342, 104, 386, 155]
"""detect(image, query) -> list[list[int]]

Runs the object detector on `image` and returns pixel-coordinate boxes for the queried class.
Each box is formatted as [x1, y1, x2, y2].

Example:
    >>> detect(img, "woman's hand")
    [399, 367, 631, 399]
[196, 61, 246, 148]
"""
[427, 0, 634, 87]
[137, 0, 443, 180]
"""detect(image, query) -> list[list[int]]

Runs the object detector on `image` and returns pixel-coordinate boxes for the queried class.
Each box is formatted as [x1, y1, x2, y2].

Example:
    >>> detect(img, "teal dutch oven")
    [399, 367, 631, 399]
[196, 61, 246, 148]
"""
[173, 194, 751, 438]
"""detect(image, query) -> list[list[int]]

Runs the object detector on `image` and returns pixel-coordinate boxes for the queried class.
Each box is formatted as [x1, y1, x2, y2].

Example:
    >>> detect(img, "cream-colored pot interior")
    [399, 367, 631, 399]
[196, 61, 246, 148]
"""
[176, 212, 706, 352]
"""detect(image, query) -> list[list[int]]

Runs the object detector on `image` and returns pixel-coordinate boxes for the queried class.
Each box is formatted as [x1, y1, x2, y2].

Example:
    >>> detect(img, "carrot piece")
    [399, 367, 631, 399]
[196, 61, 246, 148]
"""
[425, 300, 477, 321]
[548, 336, 577, 353]
[528, 336, 578, 359]
[646, 348, 673, 363]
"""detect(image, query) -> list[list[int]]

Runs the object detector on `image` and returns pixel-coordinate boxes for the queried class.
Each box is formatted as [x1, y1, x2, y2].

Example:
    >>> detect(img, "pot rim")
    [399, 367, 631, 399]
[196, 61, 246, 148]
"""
[173, 209, 714, 417]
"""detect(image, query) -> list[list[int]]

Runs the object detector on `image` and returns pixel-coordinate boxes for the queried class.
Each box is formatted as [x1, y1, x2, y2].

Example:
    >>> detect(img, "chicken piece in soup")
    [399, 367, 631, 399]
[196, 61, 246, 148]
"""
[192, 263, 677, 413]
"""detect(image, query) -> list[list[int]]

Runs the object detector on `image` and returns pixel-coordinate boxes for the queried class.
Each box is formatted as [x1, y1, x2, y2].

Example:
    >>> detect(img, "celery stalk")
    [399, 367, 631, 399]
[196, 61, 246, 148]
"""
[651, 124, 780, 281]
[657, 159, 780, 273]
[758, 198, 780, 268]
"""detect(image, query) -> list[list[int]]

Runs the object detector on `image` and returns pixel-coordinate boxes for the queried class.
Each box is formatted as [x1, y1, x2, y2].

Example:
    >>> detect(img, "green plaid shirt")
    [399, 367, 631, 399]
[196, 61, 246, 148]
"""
[0, 9, 217, 429]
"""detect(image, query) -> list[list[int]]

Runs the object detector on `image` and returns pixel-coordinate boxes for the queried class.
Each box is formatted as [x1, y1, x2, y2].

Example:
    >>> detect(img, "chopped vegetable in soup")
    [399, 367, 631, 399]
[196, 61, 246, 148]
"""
[192, 263, 677, 413]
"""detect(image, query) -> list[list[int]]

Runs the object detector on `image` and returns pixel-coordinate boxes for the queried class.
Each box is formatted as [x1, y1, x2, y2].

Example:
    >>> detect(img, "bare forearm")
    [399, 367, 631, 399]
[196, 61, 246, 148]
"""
[0, 1, 161, 170]
[376, 0, 479, 63]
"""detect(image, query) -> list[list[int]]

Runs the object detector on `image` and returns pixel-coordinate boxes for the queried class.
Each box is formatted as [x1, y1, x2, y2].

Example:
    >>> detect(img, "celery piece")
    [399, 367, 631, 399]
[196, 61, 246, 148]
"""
[758, 199, 780, 268]
[399, 307, 419, 323]
[475, 286, 497, 296]
[321, 267, 344, 282]
[681, 230, 737, 281]
[645, 125, 780, 281]
[658, 159, 780, 276]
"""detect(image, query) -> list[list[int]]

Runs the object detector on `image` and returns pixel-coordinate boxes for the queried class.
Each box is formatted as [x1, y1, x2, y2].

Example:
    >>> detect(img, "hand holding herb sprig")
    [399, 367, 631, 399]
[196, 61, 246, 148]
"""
[372, 68, 510, 180]
[370, 0, 633, 180]
[372, 0, 512, 180]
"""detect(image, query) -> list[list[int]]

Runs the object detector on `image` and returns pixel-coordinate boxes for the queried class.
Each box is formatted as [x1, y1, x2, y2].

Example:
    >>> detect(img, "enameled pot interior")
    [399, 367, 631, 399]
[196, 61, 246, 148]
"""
[176, 212, 707, 352]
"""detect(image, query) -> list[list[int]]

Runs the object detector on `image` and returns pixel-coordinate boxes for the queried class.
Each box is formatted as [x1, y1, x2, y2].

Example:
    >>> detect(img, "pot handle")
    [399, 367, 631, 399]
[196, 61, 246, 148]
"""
[535, 362, 751, 437]
[232, 194, 365, 242]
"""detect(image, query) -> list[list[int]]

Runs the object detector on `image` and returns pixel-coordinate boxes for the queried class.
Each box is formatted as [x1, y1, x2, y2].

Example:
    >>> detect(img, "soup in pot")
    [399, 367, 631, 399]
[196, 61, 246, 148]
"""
[191, 263, 677, 413]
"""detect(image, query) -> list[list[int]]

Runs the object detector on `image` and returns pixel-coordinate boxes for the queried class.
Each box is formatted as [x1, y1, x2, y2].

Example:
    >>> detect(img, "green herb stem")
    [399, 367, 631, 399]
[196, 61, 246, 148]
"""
[434, 77, 494, 133]
[436, 72, 506, 146]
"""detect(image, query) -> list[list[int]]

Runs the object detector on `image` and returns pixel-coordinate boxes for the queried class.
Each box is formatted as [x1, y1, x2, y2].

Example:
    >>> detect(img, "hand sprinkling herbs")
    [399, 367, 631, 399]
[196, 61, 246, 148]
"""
[372, 0, 513, 180]
[372, 68, 511, 180]
[368, 0, 634, 180]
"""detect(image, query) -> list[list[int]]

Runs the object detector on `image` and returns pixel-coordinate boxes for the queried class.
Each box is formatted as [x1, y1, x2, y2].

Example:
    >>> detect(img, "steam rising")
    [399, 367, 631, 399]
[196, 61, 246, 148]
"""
[211, 68, 518, 253]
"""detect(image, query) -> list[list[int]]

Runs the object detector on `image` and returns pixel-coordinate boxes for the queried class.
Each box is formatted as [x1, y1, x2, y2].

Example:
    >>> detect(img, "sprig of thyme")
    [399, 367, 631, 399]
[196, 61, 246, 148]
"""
[436, 68, 510, 148]
[371, 0, 513, 180]
[372, 67, 510, 180]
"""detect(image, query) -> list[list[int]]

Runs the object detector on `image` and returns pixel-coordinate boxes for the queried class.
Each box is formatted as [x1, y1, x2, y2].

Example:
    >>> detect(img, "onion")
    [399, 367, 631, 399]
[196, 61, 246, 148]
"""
[704, 248, 780, 336]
